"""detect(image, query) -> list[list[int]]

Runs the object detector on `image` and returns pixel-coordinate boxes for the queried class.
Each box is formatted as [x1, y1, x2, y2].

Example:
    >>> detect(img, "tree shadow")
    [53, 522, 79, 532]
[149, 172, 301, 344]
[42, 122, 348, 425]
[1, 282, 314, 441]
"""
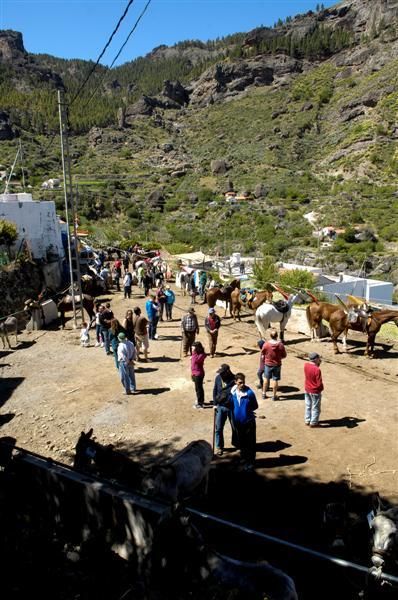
[256, 440, 292, 453]
[138, 387, 171, 396]
[0, 413, 15, 427]
[1, 377, 24, 407]
[320, 417, 366, 429]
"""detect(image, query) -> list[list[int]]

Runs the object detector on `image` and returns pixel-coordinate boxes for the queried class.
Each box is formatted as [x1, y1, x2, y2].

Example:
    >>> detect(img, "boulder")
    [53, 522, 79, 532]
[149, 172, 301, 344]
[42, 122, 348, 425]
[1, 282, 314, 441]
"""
[162, 80, 189, 106]
[211, 159, 229, 175]
[254, 184, 267, 198]
[0, 111, 15, 140]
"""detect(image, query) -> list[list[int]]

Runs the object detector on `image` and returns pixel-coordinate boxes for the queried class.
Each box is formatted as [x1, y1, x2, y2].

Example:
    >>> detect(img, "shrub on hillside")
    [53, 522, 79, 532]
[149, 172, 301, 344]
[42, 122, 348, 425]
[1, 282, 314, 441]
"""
[253, 255, 278, 288]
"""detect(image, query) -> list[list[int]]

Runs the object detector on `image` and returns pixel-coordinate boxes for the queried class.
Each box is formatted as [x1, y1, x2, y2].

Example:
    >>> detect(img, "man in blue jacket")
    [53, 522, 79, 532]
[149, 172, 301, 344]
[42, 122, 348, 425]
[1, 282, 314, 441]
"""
[229, 372, 258, 471]
[145, 293, 160, 340]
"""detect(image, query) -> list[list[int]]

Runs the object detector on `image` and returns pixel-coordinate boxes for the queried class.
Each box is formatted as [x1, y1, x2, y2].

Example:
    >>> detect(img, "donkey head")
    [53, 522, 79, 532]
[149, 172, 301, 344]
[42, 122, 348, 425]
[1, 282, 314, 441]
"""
[370, 494, 398, 572]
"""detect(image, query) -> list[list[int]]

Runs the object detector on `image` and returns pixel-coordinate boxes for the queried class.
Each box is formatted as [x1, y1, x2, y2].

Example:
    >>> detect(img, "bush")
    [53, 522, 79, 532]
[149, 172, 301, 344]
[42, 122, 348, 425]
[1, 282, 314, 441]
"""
[279, 269, 316, 291]
[253, 255, 278, 288]
[0, 219, 18, 257]
[165, 242, 193, 255]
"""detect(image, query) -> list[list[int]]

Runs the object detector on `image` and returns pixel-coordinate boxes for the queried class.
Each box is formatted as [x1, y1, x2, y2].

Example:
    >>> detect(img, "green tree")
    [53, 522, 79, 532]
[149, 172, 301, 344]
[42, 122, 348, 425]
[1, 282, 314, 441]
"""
[253, 255, 278, 288]
[279, 269, 316, 291]
[0, 219, 18, 257]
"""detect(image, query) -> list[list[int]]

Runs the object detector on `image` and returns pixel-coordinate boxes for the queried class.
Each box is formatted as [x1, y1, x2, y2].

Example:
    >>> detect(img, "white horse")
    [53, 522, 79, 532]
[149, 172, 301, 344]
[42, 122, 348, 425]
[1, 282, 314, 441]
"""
[255, 294, 299, 342]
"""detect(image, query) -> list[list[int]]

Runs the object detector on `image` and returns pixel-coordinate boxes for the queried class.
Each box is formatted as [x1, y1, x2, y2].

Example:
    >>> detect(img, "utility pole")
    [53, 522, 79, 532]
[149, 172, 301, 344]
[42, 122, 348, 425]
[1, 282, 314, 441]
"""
[58, 90, 84, 328]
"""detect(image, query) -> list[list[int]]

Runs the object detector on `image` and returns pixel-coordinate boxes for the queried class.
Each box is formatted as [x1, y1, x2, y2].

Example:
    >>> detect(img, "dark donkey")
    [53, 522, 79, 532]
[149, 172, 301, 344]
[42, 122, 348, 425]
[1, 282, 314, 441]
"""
[57, 293, 95, 329]
[74, 429, 143, 487]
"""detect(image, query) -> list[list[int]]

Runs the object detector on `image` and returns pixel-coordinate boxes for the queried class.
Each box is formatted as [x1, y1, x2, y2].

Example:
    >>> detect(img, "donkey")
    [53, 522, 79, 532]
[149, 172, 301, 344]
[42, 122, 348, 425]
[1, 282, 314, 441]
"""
[0, 316, 18, 349]
[141, 440, 213, 503]
[74, 429, 143, 487]
[370, 494, 398, 579]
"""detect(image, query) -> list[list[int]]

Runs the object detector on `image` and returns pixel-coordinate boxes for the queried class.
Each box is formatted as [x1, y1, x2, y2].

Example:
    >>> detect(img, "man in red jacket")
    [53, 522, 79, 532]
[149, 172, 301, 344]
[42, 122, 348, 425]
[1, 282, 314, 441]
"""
[304, 352, 324, 428]
[261, 329, 287, 401]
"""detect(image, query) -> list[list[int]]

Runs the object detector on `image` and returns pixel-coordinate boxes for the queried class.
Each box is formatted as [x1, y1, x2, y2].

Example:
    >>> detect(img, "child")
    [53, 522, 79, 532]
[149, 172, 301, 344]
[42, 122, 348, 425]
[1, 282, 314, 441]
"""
[80, 321, 90, 347]
[256, 339, 265, 389]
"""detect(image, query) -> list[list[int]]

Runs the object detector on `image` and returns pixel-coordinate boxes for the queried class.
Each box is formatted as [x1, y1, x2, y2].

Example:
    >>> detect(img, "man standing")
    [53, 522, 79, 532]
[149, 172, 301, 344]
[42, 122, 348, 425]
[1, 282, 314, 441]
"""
[205, 307, 221, 358]
[99, 302, 114, 355]
[117, 332, 138, 395]
[304, 352, 324, 428]
[229, 373, 258, 471]
[261, 329, 287, 401]
[213, 364, 235, 456]
[145, 293, 160, 340]
[181, 307, 199, 357]
[133, 306, 149, 361]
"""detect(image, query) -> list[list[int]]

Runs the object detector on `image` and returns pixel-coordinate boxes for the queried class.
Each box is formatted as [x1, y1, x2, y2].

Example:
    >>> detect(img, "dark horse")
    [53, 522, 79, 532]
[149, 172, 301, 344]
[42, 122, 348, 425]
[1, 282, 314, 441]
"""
[204, 279, 241, 317]
[57, 293, 95, 329]
[74, 429, 143, 486]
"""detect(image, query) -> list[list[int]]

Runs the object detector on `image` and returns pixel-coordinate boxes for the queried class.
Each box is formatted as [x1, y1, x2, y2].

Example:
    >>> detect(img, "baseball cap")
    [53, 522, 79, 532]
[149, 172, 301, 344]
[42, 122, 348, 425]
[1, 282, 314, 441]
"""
[308, 352, 321, 361]
[208, 308, 216, 313]
[118, 332, 126, 341]
[217, 363, 230, 374]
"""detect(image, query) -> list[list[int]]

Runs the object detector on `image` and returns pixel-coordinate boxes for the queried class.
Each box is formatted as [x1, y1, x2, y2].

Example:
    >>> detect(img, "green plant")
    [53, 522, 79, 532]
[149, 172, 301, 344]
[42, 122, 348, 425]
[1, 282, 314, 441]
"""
[0, 219, 18, 257]
[279, 269, 316, 291]
[252, 255, 278, 288]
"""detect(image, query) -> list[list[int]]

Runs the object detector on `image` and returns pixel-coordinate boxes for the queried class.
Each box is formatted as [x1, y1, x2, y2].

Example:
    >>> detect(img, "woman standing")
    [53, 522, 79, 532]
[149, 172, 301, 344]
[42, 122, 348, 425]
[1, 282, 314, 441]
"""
[123, 309, 135, 343]
[191, 341, 206, 409]
[123, 271, 133, 299]
[109, 319, 126, 369]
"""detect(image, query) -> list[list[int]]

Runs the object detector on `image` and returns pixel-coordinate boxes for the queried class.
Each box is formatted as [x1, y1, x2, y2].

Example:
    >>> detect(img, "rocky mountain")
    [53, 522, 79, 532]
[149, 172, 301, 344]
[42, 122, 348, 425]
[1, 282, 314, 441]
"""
[1, 0, 398, 290]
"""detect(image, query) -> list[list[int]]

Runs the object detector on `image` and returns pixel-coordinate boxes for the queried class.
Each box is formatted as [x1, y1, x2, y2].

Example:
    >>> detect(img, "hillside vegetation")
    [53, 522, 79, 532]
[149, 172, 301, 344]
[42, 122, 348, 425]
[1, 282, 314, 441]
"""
[0, 0, 398, 290]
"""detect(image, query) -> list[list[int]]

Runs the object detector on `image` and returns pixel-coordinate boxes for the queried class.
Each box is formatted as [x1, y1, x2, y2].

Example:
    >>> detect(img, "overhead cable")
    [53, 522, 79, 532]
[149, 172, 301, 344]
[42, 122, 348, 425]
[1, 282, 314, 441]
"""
[69, 0, 136, 107]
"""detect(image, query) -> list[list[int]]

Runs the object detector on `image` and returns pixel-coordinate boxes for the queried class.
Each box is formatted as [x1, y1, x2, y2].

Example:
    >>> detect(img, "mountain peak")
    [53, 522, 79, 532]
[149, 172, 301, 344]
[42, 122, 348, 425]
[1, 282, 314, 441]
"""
[0, 30, 26, 63]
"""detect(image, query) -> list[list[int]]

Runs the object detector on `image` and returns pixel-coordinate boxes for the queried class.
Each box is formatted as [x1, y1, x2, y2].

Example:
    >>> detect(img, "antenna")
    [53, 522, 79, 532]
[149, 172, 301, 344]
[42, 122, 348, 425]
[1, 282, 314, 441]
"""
[4, 145, 20, 194]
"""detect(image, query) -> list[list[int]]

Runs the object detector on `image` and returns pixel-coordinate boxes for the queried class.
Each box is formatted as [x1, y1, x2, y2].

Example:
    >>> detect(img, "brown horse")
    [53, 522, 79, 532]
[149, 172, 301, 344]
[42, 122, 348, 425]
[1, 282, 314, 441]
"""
[57, 294, 95, 328]
[204, 279, 240, 317]
[306, 302, 343, 341]
[329, 308, 398, 356]
[230, 288, 273, 321]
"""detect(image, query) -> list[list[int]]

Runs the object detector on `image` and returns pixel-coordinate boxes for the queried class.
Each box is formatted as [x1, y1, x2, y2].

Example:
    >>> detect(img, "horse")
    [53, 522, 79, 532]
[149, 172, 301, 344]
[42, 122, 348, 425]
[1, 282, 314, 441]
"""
[255, 294, 300, 342]
[328, 307, 398, 356]
[141, 440, 213, 503]
[57, 293, 95, 329]
[204, 279, 241, 318]
[74, 429, 143, 486]
[230, 288, 273, 321]
[306, 301, 343, 341]
[177, 271, 190, 296]
[0, 316, 18, 349]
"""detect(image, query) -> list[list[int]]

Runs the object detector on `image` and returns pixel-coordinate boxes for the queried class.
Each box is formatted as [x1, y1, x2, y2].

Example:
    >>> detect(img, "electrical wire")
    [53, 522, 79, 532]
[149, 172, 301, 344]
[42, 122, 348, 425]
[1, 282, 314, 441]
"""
[82, 0, 152, 111]
[68, 0, 137, 108]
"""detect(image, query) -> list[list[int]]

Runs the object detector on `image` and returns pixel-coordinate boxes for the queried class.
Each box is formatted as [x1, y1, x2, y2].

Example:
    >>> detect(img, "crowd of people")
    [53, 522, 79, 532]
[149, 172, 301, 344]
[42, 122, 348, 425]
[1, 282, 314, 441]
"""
[79, 252, 324, 472]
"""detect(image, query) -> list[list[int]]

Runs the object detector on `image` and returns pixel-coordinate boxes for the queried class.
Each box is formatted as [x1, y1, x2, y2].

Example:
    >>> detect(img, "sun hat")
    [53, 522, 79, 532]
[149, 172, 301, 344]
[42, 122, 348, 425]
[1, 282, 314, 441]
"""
[308, 352, 321, 361]
[208, 308, 216, 313]
[217, 363, 230, 374]
[118, 332, 127, 341]
[188, 307, 195, 313]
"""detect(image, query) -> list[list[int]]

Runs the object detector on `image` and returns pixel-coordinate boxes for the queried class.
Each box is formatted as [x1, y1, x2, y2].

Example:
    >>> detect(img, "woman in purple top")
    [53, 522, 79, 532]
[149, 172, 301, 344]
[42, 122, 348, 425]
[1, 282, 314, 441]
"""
[191, 341, 206, 409]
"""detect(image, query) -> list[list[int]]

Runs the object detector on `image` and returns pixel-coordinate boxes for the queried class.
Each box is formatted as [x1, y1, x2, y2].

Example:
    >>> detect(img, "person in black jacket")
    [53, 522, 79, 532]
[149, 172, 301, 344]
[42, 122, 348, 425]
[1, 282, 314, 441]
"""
[213, 364, 235, 456]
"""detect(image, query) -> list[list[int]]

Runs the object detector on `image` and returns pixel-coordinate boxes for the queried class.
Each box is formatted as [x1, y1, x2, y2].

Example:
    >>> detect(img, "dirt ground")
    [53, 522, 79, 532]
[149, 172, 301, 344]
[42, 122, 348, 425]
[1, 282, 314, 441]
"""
[2, 284, 398, 597]
[1, 285, 397, 502]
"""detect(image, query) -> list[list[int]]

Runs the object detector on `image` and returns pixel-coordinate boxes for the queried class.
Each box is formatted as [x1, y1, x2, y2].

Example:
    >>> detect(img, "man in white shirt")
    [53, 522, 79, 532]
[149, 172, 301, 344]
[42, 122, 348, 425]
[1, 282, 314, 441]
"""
[117, 332, 138, 395]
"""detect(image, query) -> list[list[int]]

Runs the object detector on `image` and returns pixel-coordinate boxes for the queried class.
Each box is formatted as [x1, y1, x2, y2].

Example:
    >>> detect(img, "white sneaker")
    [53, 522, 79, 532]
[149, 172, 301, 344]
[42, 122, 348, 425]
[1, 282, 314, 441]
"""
[95, 342, 100, 347]
[100, 342, 104, 347]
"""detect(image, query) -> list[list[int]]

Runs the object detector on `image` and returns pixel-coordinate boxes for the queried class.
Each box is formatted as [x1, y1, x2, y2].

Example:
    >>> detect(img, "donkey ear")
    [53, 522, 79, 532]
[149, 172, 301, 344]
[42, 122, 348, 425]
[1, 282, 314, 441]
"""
[87, 428, 94, 439]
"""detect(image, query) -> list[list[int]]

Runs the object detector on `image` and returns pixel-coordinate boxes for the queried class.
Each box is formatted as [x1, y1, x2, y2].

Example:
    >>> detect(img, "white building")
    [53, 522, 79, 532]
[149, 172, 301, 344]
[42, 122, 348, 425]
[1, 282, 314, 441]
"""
[317, 273, 393, 306]
[0, 192, 65, 287]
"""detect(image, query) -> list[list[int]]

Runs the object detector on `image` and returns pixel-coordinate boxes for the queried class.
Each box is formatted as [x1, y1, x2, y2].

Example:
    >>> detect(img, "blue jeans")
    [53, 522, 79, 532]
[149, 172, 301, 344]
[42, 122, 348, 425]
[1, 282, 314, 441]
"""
[305, 393, 322, 424]
[149, 317, 159, 340]
[119, 361, 136, 393]
[215, 406, 230, 450]
[100, 327, 110, 353]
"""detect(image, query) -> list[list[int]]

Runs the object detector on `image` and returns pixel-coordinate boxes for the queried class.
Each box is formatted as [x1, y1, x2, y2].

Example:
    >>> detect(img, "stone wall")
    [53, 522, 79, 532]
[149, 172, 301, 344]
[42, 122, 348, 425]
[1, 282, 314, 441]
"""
[0, 261, 44, 319]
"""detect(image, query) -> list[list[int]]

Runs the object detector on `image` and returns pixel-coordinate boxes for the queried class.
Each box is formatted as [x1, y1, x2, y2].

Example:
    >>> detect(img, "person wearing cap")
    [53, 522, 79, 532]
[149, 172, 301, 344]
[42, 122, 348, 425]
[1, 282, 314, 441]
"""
[191, 341, 207, 409]
[261, 329, 287, 401]
[204, 307, 221, 358]
[304, 352, 324, 427]
[117, 332, 138, 395]
[164, 285, 175, 321]
[181, 307, 199, 357]
[213, 364, 235, 456]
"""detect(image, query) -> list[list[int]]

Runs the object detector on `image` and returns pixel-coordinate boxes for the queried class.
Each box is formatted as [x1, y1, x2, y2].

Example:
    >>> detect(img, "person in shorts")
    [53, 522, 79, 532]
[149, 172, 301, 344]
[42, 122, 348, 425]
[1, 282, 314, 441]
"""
[261, 329, 286, 401]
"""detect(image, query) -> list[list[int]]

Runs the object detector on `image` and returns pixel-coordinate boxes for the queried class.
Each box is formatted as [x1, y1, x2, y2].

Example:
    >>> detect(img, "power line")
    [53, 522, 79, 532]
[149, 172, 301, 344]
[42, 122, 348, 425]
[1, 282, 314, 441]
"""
[69, 0, 137, 107]
[82, 0, 152, 111]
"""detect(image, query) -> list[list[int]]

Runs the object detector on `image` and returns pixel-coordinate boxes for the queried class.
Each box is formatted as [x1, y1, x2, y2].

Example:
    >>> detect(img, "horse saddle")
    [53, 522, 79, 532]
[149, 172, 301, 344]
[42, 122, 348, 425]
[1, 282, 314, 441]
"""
[273, 300, 290, 314]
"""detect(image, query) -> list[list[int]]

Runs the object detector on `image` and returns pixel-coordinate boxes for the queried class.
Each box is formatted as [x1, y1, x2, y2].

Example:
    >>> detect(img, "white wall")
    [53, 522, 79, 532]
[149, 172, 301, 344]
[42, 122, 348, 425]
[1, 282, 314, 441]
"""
[319, 277, 393, 305]
[0, 193, 64, 262]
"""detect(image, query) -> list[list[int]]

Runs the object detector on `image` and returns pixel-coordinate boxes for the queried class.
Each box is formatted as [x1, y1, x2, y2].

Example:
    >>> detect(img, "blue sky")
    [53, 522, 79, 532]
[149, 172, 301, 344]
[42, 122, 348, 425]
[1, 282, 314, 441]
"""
[1, 0, 336, 66]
